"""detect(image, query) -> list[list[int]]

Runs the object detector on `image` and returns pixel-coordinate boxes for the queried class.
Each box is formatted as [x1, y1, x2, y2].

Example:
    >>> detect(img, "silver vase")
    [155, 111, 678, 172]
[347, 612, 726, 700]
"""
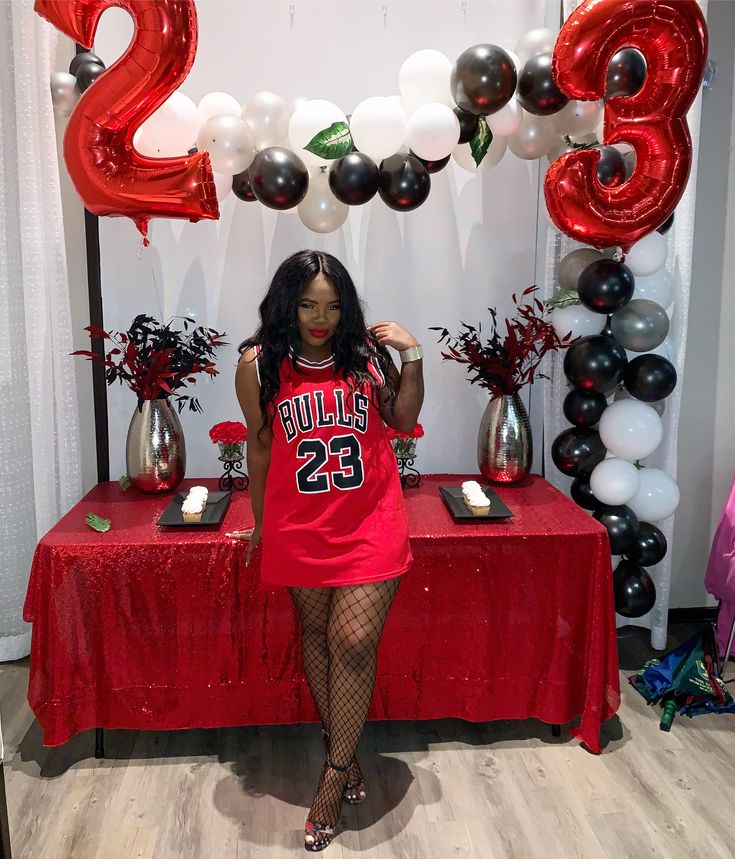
[126, 398, 186, 493]
[477, 392, 532, 484]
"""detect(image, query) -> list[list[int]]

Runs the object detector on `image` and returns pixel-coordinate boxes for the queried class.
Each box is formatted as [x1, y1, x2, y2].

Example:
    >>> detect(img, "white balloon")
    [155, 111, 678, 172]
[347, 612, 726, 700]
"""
[242, 91, 290, 150]
[399, 49, 454, 107]
[599, 399, 663, 461]
[198, 91, 241, 122]
[487, 98, 522, 137]
[406, 102, 460, 161]
[451, 135, 507, 172]
[289, 99, 348, 166]
[50, 71, 78, 117]
[350, 96, 407, 163]
[626, 232, 668, 276]
[507, 113, 556, 160]
[546, 138, 572, 163]
[212, 172, 233, 202]
[590, 458, 641, 506]
[297, 173, 349, 233]
[628, 468, 680, 521]
[196, 115, 256, 174]
[551, 305, 607, 340]
[634, 268, 675, 309]
[515, 28, 557, 63]
[137, 91, 200, 157]
[553, 100, 603, 137]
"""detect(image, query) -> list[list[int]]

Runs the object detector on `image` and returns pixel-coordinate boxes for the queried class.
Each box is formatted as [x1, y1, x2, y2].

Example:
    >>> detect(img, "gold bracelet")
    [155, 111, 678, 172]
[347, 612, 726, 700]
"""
[399, 345, 423, 363]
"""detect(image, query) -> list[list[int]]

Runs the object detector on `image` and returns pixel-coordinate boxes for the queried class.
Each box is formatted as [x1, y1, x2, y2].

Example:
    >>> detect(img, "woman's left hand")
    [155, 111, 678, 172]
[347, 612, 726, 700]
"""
[369, 321, 419, 352]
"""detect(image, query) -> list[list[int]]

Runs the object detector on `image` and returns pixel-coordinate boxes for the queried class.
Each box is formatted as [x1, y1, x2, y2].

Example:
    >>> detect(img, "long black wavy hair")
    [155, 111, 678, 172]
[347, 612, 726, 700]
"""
[238, 250, 397, 436]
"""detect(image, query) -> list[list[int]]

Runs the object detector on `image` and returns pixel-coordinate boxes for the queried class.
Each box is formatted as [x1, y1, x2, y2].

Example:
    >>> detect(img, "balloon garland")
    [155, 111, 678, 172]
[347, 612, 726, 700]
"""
[546, 0, 706, 620]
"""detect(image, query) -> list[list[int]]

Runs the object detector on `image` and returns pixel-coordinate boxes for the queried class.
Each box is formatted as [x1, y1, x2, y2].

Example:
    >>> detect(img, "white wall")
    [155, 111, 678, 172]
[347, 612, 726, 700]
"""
[672, 0, 735, 606]
[91, 0, 547, 481]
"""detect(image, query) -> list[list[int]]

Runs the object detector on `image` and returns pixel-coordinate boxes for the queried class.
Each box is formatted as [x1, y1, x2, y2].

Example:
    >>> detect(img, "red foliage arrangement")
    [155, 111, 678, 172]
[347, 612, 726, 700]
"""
[386, 422, 425, 441]
[72, 315, 227, 412]
[209, 421, 248, 444]
[430, 287, 572, 397]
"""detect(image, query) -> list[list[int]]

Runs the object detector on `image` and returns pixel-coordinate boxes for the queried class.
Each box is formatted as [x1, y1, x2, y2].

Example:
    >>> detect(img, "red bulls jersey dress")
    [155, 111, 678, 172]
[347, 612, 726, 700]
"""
[255, 344, 412, 587]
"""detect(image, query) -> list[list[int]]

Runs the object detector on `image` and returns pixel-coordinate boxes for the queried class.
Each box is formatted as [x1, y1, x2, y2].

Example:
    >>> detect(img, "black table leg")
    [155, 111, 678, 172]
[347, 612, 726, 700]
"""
[551, 724, 561, 737]
[95, 728, 105, 759]
[0, 762, 12, 859]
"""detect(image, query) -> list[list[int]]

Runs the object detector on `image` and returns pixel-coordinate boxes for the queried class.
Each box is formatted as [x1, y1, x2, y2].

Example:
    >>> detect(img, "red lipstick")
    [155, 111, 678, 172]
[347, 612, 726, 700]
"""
[309, 329, 330, 338]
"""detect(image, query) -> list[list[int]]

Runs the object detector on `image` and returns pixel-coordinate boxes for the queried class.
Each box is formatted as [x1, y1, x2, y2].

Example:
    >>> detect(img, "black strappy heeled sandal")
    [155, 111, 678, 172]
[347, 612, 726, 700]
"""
[321, 728, 366, 805]
[304, 758, 350, 852]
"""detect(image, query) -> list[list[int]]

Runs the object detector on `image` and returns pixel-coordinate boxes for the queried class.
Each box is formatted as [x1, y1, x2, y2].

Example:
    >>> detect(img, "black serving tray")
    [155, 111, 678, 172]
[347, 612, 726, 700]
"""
[157, 491, 232, 527]
[439, 485, 513, 522]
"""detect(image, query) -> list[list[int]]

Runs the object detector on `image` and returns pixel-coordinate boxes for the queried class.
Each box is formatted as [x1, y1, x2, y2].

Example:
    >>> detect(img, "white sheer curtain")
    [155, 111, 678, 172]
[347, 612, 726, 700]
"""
[542, 0, 707, 650]
[0, 3, 83, 661]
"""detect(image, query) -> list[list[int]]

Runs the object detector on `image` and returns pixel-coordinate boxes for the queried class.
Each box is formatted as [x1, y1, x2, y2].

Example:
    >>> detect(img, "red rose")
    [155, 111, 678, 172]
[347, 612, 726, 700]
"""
[209, 421, 248, 444]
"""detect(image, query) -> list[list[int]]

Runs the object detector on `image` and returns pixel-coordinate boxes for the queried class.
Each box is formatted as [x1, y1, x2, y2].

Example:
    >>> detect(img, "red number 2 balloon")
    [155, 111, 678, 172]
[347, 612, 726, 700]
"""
[35, 0, 219, 244]
[545, 0, 707, 253]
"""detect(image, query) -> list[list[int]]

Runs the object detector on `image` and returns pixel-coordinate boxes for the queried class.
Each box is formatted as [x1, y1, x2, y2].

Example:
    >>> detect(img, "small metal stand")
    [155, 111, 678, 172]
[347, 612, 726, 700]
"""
[396, 455, 421, 489]
[218, 456, 249, 492]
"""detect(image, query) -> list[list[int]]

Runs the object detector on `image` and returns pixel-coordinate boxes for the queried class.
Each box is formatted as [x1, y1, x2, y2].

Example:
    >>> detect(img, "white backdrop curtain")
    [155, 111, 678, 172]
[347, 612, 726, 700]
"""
[542, 0, 708, 650]
[0, 2, 82, 662]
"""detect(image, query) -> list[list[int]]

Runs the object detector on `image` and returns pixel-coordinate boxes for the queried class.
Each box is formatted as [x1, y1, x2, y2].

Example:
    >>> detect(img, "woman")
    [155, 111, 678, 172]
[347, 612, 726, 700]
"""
[227, 250, 424, 851]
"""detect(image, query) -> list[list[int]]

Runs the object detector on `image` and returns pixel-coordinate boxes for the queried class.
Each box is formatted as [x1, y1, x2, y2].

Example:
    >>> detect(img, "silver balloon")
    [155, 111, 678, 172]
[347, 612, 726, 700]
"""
[553, 100, 603, 137]
[611, 299, 669, 352]
[614, 387, 665, 418]
[297, 173, 349, 233]
[559, 248, 602, 290]
[242, 91, 291, 149]
[50, 71, 78, 117]
[515, 28, 557, 64]
[196, 115, 256, 174]
[507, 113, 556, 160]
[546, 138, 572, 164]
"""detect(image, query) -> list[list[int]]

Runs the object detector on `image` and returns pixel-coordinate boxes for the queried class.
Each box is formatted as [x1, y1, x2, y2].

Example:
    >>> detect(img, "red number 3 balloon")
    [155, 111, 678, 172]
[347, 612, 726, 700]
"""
[35, 0, 219, 244]
[545, 0, 707, 252]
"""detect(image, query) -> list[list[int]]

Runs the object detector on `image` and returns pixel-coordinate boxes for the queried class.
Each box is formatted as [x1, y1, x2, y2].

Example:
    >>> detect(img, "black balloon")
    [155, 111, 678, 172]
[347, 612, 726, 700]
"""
[571, 473, 600, 511]
[563, 388, 608, 427]
[627, 522, 667, 567]
[596, 146, 626, 187]
[378, 154, 431, 212]
[70, 51, 104, 77]
[657, 212, 675, 235]
[329, 152, 379, 205]
[249, 147, 309, 210]
[75, 61, 105, 92]
[602, 315, 614, 338]
[451, 44, 517, 116]
[187, 145, 198, 156]
[578, 259, 635, 314]
[613, 559, 656, 618]
[594, 505, 640, 556]
[624, 355, 677, 401]
[413, 152, 451, 174]
[232, 169, 257, 202]
[551, 427, 606, 477]
[516, 52, 568, 116]
[455, 107, 480, 144]
[606, 49, 647, 99]
[564, 335, 627, 394]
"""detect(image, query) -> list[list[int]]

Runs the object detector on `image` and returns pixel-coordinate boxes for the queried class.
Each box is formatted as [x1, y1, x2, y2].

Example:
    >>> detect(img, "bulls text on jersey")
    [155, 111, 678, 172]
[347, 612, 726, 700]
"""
[277, 389, 370, 444]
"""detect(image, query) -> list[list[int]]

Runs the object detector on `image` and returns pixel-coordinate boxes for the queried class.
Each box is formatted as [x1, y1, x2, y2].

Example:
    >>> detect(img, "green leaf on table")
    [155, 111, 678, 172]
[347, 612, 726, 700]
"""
[304, 122, 353, 160]
[85, 512, 111, 533]
[470, 116, 492, 166]
[546, 287, 581, 309]
[118, 474, 132, 491]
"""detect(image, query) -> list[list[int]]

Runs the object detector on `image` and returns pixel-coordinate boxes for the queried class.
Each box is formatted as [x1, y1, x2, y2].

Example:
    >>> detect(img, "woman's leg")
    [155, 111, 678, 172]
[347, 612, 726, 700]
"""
[288, 586, 333, 732]
[306, 577, 401, 830]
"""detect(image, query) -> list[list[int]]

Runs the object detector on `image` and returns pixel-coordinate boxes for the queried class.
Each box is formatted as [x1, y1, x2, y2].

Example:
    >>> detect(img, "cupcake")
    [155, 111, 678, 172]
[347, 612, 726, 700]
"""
[461, 480, 491, 516]
[181, 487, 208, 522]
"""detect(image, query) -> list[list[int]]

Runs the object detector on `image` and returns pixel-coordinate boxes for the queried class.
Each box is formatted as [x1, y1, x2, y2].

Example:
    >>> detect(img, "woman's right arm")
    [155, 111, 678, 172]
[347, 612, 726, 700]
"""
[228, 347, 272, 562]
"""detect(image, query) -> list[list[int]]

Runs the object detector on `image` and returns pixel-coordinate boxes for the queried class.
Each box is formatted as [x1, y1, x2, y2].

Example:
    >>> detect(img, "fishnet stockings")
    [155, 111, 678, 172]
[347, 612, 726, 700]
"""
[288, 578, 401, 841]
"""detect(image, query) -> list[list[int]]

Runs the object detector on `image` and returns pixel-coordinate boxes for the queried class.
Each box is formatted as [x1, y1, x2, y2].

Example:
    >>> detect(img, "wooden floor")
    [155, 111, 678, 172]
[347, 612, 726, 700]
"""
[2, 651, 734, 859]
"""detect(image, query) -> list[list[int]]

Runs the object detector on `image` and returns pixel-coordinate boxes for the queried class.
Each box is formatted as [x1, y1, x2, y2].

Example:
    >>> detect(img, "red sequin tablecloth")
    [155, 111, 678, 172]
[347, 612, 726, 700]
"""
[23, 474, 620, 753]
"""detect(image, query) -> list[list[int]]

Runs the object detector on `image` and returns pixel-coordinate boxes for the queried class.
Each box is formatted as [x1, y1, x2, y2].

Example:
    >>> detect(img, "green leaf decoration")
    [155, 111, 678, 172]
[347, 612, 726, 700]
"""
[85, 512, 111, 533]
[546, 287, 581, 309]
[470, 116, 492, 167]
[118, 474, 132, 492]
[304, 122, 353, 160]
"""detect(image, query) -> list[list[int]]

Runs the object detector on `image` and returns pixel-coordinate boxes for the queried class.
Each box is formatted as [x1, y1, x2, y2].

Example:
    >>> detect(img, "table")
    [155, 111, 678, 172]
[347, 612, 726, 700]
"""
[23, 474, 620, 754]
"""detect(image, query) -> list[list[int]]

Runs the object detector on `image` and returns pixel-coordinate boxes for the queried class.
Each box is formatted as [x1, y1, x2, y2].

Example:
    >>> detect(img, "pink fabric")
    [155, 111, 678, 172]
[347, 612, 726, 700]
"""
[705, 473, 735, 657]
